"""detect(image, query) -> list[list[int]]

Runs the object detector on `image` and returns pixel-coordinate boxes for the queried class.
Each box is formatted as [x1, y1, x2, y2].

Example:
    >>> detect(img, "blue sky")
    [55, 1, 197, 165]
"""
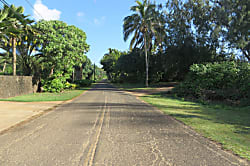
[6, 0, 166, 66]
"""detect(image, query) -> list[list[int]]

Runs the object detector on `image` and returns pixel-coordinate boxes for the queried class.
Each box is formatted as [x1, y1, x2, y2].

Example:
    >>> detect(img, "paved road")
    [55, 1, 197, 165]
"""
[0, 83, 248, 166]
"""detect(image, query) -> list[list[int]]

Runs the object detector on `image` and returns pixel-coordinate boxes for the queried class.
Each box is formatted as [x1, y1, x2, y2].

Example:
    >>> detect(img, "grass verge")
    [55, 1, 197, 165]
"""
[141, 94, 250, 160]
[113, 82, 178, 91]
[0, 89, 89, 102]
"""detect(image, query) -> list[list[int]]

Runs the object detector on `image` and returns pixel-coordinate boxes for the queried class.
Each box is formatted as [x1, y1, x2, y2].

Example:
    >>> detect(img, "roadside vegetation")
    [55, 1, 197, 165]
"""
[101, 0, 249, 106]
[102, 0, 249, 161]
[0, 4, 106, 95]
[173, 61, 250, 106]
[0, 80, 94, 102]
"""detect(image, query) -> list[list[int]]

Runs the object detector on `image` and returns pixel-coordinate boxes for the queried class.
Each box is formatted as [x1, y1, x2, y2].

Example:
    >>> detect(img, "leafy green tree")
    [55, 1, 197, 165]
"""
[32, 20, 90, 92]
[33, 20, 89, 78]
[186, 0, 249, 61]
[101, 48, 145, 83]
[116, 49, 145, 83]
[82, 58, 93, 80]
[94, 66, 106, 81]
[213, 0, 249, 61]
[73, 57, 93, 81]
[100, 48, 123, 82]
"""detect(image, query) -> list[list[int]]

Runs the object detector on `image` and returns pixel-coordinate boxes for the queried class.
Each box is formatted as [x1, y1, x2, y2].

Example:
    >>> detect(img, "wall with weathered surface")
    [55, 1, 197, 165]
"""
[0, 76, 33, 98]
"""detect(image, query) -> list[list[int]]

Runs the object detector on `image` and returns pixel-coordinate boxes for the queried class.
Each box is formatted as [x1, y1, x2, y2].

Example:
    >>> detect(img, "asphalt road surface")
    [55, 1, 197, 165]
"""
[0, 82, 248, 166]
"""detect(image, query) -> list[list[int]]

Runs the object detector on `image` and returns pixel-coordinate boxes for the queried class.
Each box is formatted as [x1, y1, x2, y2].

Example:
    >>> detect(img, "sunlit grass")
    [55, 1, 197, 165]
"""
[141, 94, 250, 160]
[0, 89, 88, 102]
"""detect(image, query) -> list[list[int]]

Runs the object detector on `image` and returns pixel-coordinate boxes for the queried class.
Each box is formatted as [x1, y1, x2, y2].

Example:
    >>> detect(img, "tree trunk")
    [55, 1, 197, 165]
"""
[2, 62, 6, 73]
[72, 69, 75, 82]
[80, 65, 83, 80]
[49, 67, 54, 77]
[144, 34, 149, 87]
[12, 37, 17, 76]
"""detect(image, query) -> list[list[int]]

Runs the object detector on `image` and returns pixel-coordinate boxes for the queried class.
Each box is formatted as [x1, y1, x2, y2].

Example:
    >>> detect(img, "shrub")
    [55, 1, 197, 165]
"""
[173, 61, 250, 105]
[41, 73, 76, 93]
[64, 82, 77, 90]
[42, 77, 65, 93]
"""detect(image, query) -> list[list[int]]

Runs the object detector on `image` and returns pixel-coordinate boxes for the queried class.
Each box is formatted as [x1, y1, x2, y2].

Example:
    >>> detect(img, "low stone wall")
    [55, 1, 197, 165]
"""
[0, 76, 33, 98]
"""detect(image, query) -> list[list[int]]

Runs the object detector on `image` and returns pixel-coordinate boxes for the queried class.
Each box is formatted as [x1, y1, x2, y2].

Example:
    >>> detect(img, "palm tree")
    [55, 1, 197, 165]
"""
[123, 0, 165, 87]
[0, 4, 33, 75]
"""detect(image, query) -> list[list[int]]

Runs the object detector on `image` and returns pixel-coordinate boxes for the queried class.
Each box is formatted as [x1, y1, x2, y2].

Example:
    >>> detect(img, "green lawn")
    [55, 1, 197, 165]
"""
[0, 89, 88, 102]
[141, 94, 250, 160]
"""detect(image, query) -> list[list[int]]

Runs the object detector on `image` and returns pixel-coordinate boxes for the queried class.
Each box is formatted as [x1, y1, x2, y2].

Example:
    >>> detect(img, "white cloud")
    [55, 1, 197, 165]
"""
[77, 12, 84, 17]
[33, 0, 61, 21]
[93, 16, 106, 25]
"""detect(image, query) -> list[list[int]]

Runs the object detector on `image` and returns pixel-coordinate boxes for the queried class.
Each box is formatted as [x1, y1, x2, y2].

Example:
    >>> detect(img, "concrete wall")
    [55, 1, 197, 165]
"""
[0, 76, 33, 98]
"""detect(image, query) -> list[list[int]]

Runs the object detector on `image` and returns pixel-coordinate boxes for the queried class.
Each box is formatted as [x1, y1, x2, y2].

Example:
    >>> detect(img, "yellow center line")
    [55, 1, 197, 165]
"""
[84, 95, 107, 166]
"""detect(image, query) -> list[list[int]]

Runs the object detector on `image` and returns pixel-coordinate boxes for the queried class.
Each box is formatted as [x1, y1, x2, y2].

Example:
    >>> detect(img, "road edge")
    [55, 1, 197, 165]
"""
[113, 84, 249, 165]
[0, 89, 89, 136]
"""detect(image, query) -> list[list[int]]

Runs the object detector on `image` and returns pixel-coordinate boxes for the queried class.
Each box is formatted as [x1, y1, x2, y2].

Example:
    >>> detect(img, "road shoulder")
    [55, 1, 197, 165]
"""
[0, 101, 63, 135]
[0, 90, 89, 135]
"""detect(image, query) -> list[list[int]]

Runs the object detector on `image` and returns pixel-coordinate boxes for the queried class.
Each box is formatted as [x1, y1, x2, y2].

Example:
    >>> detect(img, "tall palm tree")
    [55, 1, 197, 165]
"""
[0, 4, 33, 75]
[123, 0, 165, 87]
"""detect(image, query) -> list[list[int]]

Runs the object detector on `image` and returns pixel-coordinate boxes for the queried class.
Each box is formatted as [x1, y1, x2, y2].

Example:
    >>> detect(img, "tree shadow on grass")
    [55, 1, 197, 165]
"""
[80, 82, 250, 137]
[142, 94, 250, 136]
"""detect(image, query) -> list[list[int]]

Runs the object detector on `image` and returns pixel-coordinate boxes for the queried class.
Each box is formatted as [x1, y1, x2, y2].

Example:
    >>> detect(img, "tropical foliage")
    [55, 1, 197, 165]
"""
[32, 20, 90, 92]
[101, 48, 144, 83]
[0, 4, 34, 75]
[173, 61, 250, 105]
[101, 48, 124, 81]
[0, 4, 94, 92]
[100, 0, 249, 105]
